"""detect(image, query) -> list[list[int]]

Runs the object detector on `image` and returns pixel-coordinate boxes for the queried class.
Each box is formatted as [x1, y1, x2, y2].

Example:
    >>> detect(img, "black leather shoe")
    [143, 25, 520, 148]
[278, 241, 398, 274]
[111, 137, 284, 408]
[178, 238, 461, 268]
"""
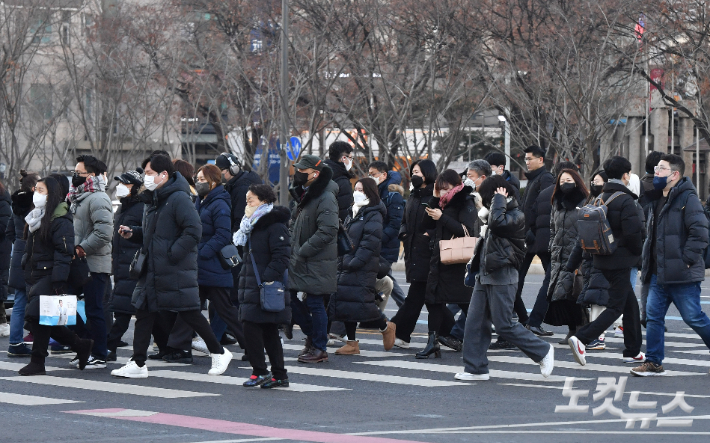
[19, 360, 46, 376]
[526, 324, 554, 337]
[162, 349, 193, 363]
[243, 373, 271, 387]
[148, 348, 169, 360]
[261, 378, 289, 389]
[438, 335, 463, 352]
[220, 333, 237, 346]
[416, 332, 442, 359]
[106, 350, 117, 362]
[298, 349, 328, 363]
[489, 339, 517, 350]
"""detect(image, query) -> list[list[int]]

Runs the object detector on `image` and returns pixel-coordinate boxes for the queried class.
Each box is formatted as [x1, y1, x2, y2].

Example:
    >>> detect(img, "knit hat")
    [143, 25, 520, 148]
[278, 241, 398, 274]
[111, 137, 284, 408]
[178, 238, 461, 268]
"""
[114, 167, 144, 186]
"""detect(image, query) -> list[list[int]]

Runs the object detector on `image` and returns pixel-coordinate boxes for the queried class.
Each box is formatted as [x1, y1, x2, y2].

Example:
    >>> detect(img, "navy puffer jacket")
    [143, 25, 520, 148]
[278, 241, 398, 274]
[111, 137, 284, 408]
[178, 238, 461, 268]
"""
[641, 178, 708, 285]
[6, 190, 33, 290]
[109, 196, 144, 314]
[196, 185, 233, 288]
[329, 201, 386, 323]
[378, 171, 404, 263]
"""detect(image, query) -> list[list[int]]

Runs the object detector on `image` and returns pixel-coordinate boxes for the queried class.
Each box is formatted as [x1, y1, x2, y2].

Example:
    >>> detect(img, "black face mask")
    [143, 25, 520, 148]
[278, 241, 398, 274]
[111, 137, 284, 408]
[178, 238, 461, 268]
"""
[411, 175, 424, 189]
[72, 173, 87, 188]
[560, 183, 576, 194]
[195, 182, 211, 197]
[590, 184, 603, 197]
[293, 171, 309, 187]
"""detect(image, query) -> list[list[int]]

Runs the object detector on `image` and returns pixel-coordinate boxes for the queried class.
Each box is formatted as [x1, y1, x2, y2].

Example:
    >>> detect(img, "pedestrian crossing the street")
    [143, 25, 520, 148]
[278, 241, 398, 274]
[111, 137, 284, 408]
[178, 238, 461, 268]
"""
[0, 326, 708, 407]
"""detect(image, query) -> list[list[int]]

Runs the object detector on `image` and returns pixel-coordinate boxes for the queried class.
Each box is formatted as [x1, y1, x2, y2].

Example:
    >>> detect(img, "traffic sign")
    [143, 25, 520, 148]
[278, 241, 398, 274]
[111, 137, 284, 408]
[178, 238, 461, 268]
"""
[278, 137, 302, 161]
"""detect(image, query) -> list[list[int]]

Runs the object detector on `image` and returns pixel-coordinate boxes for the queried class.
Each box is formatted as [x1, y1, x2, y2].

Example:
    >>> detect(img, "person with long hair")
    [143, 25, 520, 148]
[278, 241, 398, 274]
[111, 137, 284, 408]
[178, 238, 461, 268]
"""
[328, 177, 395, 355]
[544, 169, 590, 343]
[19, 176, 94, 375]
[417, 169, 477, 359]
[390, 159, 437, 348]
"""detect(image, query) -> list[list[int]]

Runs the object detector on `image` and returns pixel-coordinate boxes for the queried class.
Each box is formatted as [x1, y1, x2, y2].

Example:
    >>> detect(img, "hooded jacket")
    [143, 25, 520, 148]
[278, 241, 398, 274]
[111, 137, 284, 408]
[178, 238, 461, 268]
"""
[288, 165, 340, 294]
[6, 190, 33, 290]
[592, 182, 643, 270]
[547, 188, 587, 302]
[400, 183, 435, 282]
[378, 170, 404, 263]
[423, 185, 477, 304]
[108, 195, 144, 314]
[238, 206, 291, 325]
[641, 177, 708, 285]
[329, 201, 387, 323]
[324, 159, 354, 222]
[130, 172, 203, 312]
[225, 169, 263, 232]
[196, 184, 233, 288]
[71, 177, 113, 274]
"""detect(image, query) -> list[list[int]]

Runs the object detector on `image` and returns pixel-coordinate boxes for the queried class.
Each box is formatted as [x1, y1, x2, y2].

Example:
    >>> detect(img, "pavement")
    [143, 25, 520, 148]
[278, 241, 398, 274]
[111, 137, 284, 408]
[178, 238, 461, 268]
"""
[1, 272, 710, 443]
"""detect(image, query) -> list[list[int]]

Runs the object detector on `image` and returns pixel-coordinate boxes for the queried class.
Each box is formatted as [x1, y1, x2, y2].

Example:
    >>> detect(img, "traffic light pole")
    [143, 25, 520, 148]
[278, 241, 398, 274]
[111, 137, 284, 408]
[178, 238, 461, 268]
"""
[278, 0, 290, 205]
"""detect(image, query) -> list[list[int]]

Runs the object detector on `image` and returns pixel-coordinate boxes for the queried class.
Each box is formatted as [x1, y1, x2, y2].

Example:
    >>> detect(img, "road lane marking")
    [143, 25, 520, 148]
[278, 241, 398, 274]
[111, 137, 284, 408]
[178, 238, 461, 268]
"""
[269, 366, 464, 387]
[487, 355, 705, 376]
[148, 369, 348, 392]
[0, 392, 82, 405]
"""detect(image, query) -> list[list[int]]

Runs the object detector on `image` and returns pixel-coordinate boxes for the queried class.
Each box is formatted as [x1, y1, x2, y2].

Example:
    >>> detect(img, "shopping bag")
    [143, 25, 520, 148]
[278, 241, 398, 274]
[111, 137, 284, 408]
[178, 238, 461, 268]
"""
[39, 295, 77, 326]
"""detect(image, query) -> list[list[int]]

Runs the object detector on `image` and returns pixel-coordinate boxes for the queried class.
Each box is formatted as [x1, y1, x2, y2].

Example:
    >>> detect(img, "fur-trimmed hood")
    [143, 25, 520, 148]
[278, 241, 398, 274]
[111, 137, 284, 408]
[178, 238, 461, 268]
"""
[388, 183, 404, 196]
[254, 205, 291, 231]
[290, 165, 337, 216]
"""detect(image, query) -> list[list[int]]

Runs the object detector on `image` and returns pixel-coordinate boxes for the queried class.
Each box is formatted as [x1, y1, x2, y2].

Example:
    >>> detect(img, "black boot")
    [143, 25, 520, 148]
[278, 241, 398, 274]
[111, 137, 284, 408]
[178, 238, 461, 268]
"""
[559, 326, 576, 345]
[19, 355, 46, 376]
[416, 332, 441, 359]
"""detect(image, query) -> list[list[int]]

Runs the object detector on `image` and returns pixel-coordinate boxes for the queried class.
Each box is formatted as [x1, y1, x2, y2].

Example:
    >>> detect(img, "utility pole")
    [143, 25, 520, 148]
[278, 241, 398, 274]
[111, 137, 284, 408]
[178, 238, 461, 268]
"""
[278, 0, 290, 205]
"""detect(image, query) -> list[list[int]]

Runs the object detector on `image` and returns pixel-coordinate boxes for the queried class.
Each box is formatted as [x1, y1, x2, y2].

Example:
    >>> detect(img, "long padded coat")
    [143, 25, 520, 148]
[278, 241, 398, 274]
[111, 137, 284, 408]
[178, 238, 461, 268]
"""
[400, 184, 435, 283]
[423, 186, 477, 304]
[108, 196, 144, 314]
[547, 189, 587, 303]
[328, 201, 387, 323]
[238, 206, 291, 325]
[196, 185, 233, 288]
[130, 172, 203, 312]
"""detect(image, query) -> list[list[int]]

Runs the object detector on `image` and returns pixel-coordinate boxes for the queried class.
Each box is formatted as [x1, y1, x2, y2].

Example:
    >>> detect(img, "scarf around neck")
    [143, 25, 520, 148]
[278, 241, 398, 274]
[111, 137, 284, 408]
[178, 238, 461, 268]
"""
[70, 174, 106, 208]
[233, 203, 274, 246]
[351, 199, 370, 219]
[25, 207, 46, 233]
[439, 183, 465, 208]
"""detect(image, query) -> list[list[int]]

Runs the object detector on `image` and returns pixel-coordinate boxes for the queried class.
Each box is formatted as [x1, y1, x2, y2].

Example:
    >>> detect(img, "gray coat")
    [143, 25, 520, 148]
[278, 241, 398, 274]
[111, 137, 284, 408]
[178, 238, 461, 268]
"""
[288, 166, 339, 295]
[71, 178, 113, 274]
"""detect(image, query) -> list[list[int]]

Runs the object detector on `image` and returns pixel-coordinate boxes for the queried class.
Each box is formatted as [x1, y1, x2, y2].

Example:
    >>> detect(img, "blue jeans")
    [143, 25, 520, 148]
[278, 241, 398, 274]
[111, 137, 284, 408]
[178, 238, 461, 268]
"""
[389, 269, 406, 308]
[290, 291, 328, 351]
[211, 312, 228, 341]
[630, 267, 638, 290]
[9, 288, 27, 344]
[646, 274, 710, 365]
[447, 304, 466, 341]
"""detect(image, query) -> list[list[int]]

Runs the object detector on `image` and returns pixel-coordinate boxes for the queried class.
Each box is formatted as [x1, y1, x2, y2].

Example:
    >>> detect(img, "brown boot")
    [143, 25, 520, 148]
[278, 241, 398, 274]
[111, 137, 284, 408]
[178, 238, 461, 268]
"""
[298, 337, 313, 357]
[298, 348, 328, 363]
[335, 340, 360, 355]
[381, 322, 396, 351]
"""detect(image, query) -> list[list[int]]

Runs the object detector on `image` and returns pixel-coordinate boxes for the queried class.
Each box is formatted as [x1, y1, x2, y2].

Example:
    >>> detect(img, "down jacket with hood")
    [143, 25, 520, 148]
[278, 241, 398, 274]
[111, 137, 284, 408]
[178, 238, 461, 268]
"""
[108, 195, 144, 314]
[195, 184, 233, 288]
[378, 170, 405, 263]
[400, 183, 435, 282]
[129, 172, 203, 312]
[329, 201, 387, 323]
[288, 165, 340, 295]
[547, 188, 587, 303]
[238, 206, 291, 325]
[423, 185, 477, 304]
[522, 166, 554, 253]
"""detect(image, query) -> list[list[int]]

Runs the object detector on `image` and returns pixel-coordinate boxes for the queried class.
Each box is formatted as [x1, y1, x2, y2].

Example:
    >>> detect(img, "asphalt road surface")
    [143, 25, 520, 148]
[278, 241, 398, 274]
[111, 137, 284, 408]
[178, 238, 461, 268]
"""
[1, 272, 709, 443]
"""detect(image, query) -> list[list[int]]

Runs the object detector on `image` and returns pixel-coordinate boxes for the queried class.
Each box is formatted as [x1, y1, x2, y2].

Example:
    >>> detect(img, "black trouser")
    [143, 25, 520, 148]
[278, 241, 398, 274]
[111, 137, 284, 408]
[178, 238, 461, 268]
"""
[243, 321, 287, 380]
[513, 252, 551, 325]
[167, 286, 242, 351]
[575, 268, 642, 357]
[344, 318, 387, 341]
[391, 281, 427, 342]
[103, 281, 114, 332]
[107, 313, 132, 353]
[227, 265, 246, 344]
[426, 302, 468, 335]
[526, 252, 552, 328]
[131, 308, 223, 366]
[28, 321, 81, 361]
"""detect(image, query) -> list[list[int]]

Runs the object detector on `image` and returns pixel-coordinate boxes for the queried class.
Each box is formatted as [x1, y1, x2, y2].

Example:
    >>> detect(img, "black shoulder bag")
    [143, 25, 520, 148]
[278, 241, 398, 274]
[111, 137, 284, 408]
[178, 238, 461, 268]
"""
[249, 238, 287, 312]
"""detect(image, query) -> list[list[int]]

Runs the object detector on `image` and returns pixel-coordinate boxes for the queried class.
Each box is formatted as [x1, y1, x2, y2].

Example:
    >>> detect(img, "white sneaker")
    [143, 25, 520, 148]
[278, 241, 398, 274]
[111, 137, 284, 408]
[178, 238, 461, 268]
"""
[568, 336, 586, 366]
[614, 326, 624, 338]
[208, 348, 232, 376]
[69, 357, 80, 368]
[111, 360, 148, 379]
[191, 338, 209, 355]
[455, 372, 490, 381]
[539, 345, 554, 378]
[393, 339, 410, 349]
[624, 352, 645, 364]
[0, 323, 9, 337]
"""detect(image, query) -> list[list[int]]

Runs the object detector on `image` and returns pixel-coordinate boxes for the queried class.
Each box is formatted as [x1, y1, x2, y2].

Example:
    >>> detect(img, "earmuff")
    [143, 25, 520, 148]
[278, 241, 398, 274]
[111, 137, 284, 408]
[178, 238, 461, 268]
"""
[220, 152, 241, 176]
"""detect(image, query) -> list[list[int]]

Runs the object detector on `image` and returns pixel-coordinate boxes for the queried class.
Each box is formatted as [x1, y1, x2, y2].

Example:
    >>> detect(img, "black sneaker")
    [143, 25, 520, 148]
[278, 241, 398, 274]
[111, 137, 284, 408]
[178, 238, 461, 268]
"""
[148, 348, 169, 360]
[489, 339, 517, 350]
[118, 341, 129, 348]
[106, 350, 117, 362]
[261, 378, 289, 389]
[526, 324, 554, 337]
[84, 356, 107, 369]
[162, 349, 193, 364]
[8, 343, 32, 357]
[220, 333, 237, 346]
[243, 373, 271, 387]
[438, 335, 463, 352]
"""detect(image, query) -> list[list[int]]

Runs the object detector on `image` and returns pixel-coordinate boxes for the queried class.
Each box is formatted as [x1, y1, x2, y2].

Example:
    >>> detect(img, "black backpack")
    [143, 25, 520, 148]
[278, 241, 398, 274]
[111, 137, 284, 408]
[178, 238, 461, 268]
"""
[577, 192, 625, 255]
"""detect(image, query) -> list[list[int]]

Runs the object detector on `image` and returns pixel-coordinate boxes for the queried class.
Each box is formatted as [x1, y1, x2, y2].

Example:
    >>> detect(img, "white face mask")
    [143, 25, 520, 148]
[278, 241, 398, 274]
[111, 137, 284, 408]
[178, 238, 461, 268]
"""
[115, 183, 130, 198]
[144, 173, 163, 191]
[343, 157, 353, 171]
[464, 178, 476, 191]
[353, 190, 368, 204]
[33, 192, 47, 208]
[409, 183, 414, 191]
[478, 206, 489, 224]
[370, 175, 382, 185]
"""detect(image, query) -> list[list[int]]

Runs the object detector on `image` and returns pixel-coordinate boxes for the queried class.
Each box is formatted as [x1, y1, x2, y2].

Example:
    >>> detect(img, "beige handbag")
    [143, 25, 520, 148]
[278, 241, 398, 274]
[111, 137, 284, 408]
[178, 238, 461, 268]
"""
[439, 225, 477, 265]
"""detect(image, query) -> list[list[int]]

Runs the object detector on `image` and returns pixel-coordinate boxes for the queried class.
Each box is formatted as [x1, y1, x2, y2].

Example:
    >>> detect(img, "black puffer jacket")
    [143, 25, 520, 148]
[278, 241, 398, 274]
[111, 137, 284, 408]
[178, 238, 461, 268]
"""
[329, 201, 386, 323]
[378, 171, 405, 263]
[470, 194, 526, 276]
[424, 186, 477, 304]
[324, 159, 353, 222]
[0, 189, 11, 300]
[501, 170, 522, 202]
[547, 189, 586, 302]
[225, 170, 263, 232]
[641, 178, 708, 285]
[530, 184, 554, 255]
[6, 190, 33, 290]
[400, 184, 435, 282]
[23, 203, 74, 319]
[522, 167, 554, 253]
[108, 196, 144, 314]
[130, 172, 203, 312]
[592, 182, 643, 270]
[238, 206, 291, 324]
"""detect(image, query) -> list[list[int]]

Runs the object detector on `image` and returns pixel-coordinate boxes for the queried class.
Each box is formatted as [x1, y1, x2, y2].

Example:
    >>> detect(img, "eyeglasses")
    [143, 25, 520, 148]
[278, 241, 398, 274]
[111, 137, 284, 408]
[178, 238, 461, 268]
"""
[654, 166, 671, 172]
[73, 171, 89, 176]
[343, 155, 354, 160]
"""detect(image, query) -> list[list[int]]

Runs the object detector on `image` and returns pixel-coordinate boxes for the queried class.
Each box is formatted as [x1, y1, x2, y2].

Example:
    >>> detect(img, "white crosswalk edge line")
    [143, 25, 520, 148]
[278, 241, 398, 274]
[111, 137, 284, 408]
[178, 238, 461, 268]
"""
[0, 392, 81, 406]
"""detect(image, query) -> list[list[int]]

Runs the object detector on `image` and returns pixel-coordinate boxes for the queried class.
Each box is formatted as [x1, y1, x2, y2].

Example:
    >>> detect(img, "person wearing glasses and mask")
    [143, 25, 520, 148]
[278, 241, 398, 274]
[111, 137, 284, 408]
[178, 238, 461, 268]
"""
[324, 141, 355, 223]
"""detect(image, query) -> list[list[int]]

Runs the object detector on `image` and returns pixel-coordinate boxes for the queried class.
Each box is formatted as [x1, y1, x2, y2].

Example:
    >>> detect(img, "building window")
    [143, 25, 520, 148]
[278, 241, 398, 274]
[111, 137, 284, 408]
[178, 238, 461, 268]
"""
[30, 16, 52, 44]
[30, 84, 53, 120]
[61, 11, 71, 45]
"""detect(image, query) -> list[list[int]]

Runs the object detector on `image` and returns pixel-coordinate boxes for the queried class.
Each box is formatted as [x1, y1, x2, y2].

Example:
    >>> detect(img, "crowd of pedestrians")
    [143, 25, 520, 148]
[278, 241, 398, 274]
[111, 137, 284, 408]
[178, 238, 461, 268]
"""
[2, 143, 710, 388]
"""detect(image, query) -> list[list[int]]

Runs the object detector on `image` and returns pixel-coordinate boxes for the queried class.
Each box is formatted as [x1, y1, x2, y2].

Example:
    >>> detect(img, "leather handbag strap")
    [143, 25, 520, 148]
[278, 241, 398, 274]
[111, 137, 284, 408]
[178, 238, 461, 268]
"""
[450, 224, 470, 240]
